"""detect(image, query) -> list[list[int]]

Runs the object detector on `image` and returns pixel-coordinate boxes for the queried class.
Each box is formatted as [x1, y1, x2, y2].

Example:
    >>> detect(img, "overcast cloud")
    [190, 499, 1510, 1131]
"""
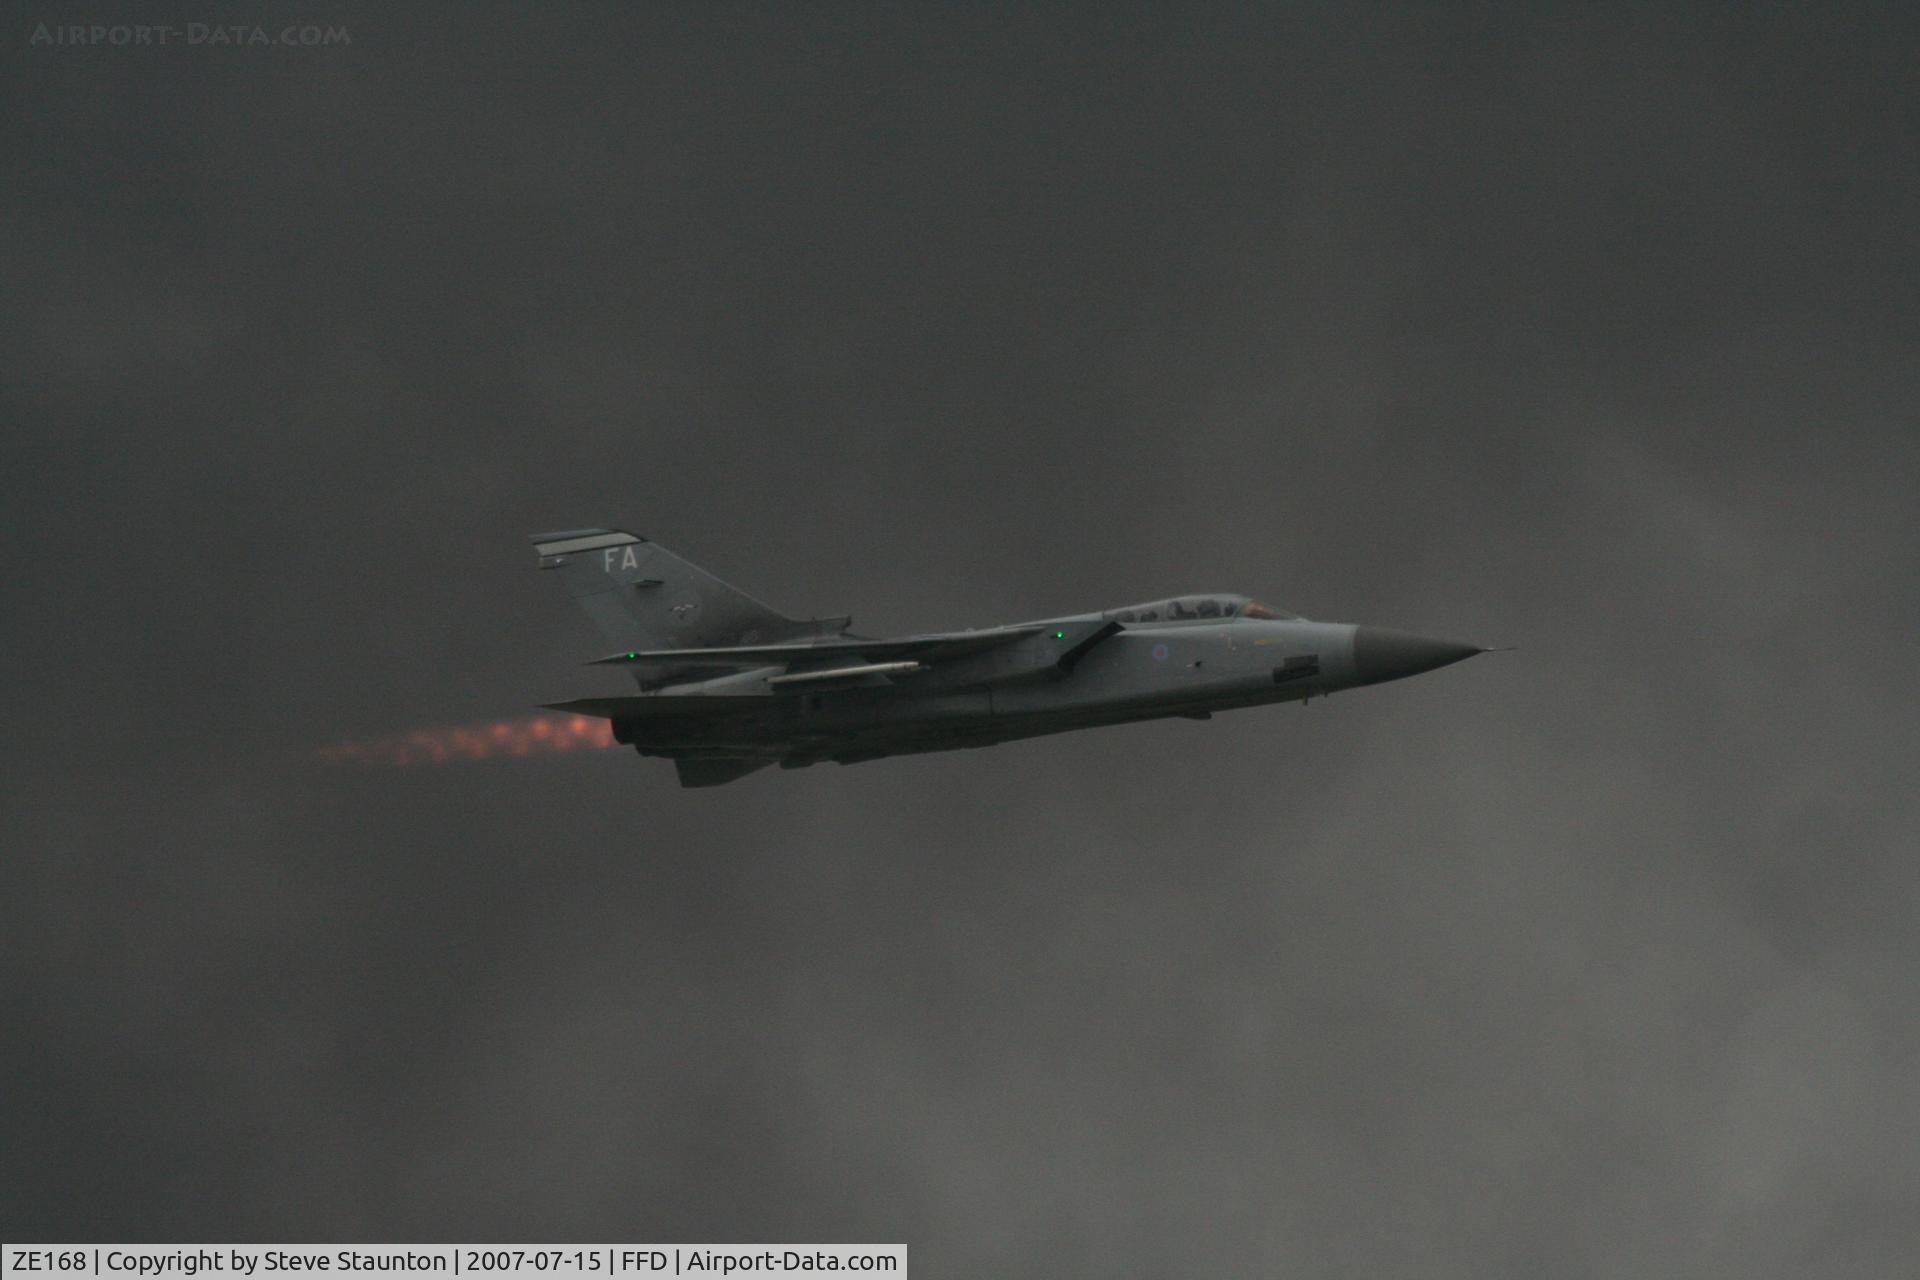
[4, 5, 1917, 1275]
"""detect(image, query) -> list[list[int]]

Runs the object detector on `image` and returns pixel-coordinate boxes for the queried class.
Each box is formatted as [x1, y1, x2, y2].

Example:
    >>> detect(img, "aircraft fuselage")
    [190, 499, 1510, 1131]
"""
[613, 617, 1473, 768]
[532, 528, 1486, 785]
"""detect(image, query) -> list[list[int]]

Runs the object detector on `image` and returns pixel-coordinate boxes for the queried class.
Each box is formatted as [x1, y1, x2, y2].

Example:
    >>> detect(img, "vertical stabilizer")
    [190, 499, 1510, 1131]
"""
[531, 527, 825, 652]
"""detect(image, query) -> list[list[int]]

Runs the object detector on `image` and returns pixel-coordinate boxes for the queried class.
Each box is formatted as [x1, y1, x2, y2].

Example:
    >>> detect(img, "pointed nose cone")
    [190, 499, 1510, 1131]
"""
[1351, 627, 1483, 687]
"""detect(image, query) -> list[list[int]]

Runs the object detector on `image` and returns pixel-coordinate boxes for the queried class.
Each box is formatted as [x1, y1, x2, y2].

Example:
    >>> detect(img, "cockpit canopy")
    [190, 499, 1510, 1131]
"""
[1103, 594, 1300, 624]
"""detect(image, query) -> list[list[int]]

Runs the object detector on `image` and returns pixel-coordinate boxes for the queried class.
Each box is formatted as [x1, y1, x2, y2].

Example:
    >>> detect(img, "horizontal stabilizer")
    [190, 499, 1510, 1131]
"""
[542, 695, 781, 720]
[674, 758, 774, 788]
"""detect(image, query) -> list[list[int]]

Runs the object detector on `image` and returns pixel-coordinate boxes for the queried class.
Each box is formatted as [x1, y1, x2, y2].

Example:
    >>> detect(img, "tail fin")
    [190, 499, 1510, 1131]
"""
[532, 528, 839, 652]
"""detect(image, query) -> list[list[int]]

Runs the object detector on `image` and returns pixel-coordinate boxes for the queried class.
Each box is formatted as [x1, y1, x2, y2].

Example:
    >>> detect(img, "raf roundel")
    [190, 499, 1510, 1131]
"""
[1151, 643, 1170, 661]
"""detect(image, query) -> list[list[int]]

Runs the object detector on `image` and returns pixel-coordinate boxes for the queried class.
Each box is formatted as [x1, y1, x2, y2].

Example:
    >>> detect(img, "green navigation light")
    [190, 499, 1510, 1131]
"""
[1054, 631, 1066, 639]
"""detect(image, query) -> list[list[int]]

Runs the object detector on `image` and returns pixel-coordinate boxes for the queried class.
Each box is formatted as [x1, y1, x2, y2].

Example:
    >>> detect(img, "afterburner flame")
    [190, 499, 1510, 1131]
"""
[318, 713, 615, 765]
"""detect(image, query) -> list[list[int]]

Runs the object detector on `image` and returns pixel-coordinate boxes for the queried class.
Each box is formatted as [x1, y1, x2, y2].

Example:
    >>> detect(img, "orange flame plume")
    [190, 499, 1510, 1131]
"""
[318, 713, 616, 765]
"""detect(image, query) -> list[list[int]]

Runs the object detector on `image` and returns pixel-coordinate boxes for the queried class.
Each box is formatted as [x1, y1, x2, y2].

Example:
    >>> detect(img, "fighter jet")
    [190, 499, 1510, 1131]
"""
[534, 528, 1488, 787]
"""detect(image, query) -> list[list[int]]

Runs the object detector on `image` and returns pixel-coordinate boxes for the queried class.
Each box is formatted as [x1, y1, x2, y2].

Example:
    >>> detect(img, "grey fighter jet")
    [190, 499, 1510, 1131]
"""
[534, 528, 1489, 787]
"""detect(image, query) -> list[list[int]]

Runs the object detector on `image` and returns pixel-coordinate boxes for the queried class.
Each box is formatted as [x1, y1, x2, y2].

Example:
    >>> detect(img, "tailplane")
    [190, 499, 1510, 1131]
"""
[673, 758, 774, 788]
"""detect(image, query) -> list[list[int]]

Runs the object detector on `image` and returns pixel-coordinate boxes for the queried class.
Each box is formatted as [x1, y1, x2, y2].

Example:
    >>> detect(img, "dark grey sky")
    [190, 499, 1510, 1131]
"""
[5, 4, 1917, 1274]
